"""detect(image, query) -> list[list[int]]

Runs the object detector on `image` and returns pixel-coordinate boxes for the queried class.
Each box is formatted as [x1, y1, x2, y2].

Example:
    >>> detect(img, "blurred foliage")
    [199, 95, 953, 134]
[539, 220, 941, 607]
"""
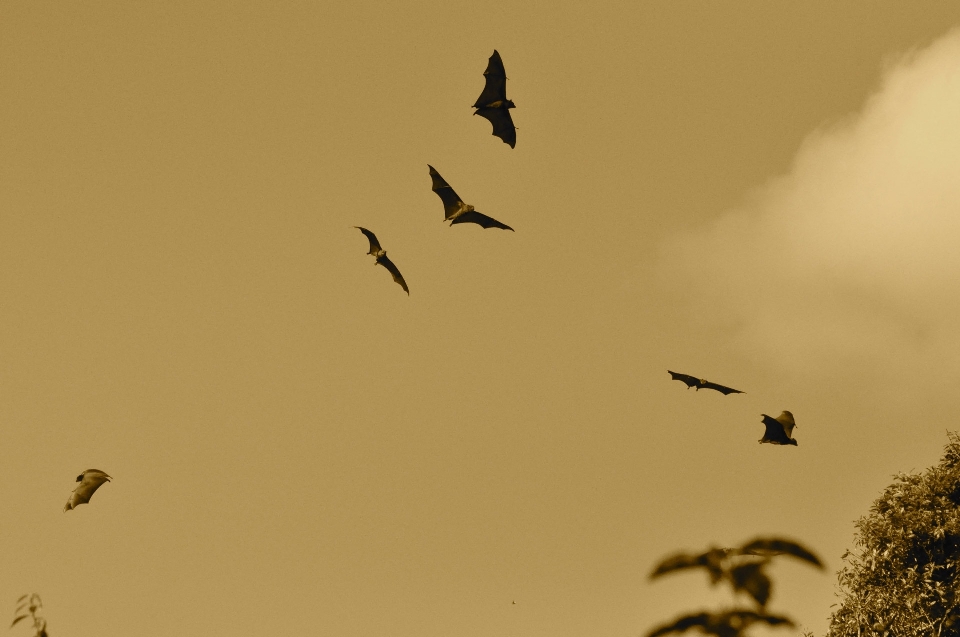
[10, 594, 48, 637]
[826, 431, 960, 637]
[646, 537, 823, 637]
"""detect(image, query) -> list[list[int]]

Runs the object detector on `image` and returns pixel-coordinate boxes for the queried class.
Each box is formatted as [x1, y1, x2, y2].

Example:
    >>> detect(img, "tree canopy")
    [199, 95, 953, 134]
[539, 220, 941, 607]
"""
[827, 431, 960, 636]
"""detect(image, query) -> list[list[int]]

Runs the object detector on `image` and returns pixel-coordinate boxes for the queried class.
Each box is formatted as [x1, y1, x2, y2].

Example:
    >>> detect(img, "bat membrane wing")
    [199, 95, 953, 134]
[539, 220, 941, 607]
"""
[64, 469, 111, 511]
[428, 165, 468, 219]
[702, 381, 744, 395]
[776, 411, 797, 438]
[435, 189, 466, 219]
[474, 75, 508, 108]
[428, 164, 453, 191]
[473, 50, 508, 107]
[449, 210, 514, 231]
[376, 255, 409, 294]
[759, 415, 795, 445]
[474, 108, 516, 148]
[668, 371, 700, 389]
[354, 227, 382, 255]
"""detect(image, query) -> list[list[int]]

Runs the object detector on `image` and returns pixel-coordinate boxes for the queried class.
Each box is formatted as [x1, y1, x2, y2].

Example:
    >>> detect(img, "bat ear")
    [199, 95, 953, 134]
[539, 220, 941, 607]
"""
[76, 474, 83, 482]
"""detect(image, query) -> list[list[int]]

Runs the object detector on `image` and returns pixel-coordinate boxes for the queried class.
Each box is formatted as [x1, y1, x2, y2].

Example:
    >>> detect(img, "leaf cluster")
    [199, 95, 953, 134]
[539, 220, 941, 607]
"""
[11, 594, 48, 637]
[646, 537, 823, 637]
[826, 431, 960, 637]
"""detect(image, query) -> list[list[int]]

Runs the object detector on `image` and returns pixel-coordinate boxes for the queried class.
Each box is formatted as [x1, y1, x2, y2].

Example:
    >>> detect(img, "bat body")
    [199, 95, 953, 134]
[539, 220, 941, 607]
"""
[667, 370, 744, 395]
[354, 227, 409, 294]
[473, 50, 516, 148]
[64, 469, 111, 511]
[427, 165, 514, 231]
[759, 411, 798, 446]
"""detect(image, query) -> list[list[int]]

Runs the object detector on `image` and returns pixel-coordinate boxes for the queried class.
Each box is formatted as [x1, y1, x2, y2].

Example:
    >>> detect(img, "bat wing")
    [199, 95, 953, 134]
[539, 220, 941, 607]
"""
[376, 254, 409, 294]
[354, 226, 382, 255]
[667, 370, 700, 389]
[64, 469, 111, 511]
[776, 411, 797, 438]
[474, 107, 516, 148]
[428, 165, 468, 220]
[700, 380, 744, 395]
[449, 210, 514, 231]
[759, 414, 796, 446]
[473, 50, 508, 108]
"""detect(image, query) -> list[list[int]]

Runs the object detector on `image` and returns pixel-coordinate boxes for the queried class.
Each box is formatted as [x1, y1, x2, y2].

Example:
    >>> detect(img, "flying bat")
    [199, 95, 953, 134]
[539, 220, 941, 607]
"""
[473, 50, 516, 148]
[354, 227, 409, 294]
[428, 165, 514, 231]
[759, 411, 798, 446]
[667, 370, 744, 395]
[64, 469, 111, 512]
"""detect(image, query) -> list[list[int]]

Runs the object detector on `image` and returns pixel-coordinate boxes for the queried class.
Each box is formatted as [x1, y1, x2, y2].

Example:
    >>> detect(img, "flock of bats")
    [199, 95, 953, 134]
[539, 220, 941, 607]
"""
[354, 50, 515, 296]
[59, 53, 796, 522]
[61, 51, 520, 514]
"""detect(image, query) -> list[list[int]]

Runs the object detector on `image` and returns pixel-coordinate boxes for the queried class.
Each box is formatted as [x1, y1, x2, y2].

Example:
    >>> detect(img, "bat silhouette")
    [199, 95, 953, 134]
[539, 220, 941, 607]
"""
[354, 227, 409, 294]
[473, 50, 516, 148]
[759, 411, 797, 446]
[428, 165, 514, 231]
[64, 469, 111, 511]
[668, 370, 744, 395]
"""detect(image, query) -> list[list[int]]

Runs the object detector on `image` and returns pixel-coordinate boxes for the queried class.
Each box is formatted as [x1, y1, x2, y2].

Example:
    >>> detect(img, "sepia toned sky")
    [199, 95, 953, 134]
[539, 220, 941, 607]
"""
[3, 2, 960, 635]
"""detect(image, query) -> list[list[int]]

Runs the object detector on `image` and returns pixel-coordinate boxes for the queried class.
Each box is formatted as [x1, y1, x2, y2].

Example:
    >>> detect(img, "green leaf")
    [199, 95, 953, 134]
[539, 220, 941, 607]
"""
[739, 538, 823, 568]
[646, 610, 794, 637]
[730, 562, 772, 607]
[650, 548, 732, 584]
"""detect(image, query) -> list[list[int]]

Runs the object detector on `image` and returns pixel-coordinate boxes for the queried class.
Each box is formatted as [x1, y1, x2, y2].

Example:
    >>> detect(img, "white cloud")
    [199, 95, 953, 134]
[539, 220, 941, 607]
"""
[658, 28, 960, 392]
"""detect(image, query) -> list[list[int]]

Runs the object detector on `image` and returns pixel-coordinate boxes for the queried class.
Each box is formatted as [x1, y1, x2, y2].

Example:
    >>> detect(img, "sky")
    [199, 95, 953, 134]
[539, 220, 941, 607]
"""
[2, 2, 960, 636]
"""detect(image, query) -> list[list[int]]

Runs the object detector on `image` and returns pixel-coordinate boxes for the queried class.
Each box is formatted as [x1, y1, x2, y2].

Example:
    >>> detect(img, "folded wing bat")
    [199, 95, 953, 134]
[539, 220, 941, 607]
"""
[427, 165, 514, 231]
[667, 370, 744, 395]
[473, 50, 516, 148]
[759, 411, 798, 446]
[354, 226, 409, 294]
[64, 469, 111, 511]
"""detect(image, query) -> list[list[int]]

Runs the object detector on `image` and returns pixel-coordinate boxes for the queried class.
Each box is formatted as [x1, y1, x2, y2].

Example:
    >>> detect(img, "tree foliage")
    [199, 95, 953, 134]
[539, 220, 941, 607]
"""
[646, 536, 822, 637]
[827, 431, 960, 636]
[11, 594, 48, 637]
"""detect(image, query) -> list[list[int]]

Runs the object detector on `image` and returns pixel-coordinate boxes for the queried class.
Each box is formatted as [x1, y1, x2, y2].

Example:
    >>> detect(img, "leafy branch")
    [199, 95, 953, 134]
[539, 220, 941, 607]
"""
[646, 537, 823, 637]
[11, 594, 48, 637]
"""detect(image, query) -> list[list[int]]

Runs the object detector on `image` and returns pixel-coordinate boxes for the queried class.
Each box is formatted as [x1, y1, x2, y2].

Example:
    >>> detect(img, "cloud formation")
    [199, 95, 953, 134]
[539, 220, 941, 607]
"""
[659, 28, 960, 397]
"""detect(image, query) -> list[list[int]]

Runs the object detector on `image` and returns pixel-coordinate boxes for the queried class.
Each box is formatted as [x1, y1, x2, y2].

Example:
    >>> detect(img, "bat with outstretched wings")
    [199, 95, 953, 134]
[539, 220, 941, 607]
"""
[667, 370, 744, 395]
[473, 50, 516, 148]
[428, 165, 514, 231]
[64, 469, 111, 511]
[354, 227, 409, 294]
[759, 411, 798, 446]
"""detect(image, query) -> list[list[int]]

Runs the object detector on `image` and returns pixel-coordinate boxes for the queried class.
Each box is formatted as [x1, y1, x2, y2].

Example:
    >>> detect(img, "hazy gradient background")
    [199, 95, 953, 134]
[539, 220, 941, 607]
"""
[3, 2, 960, 635]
